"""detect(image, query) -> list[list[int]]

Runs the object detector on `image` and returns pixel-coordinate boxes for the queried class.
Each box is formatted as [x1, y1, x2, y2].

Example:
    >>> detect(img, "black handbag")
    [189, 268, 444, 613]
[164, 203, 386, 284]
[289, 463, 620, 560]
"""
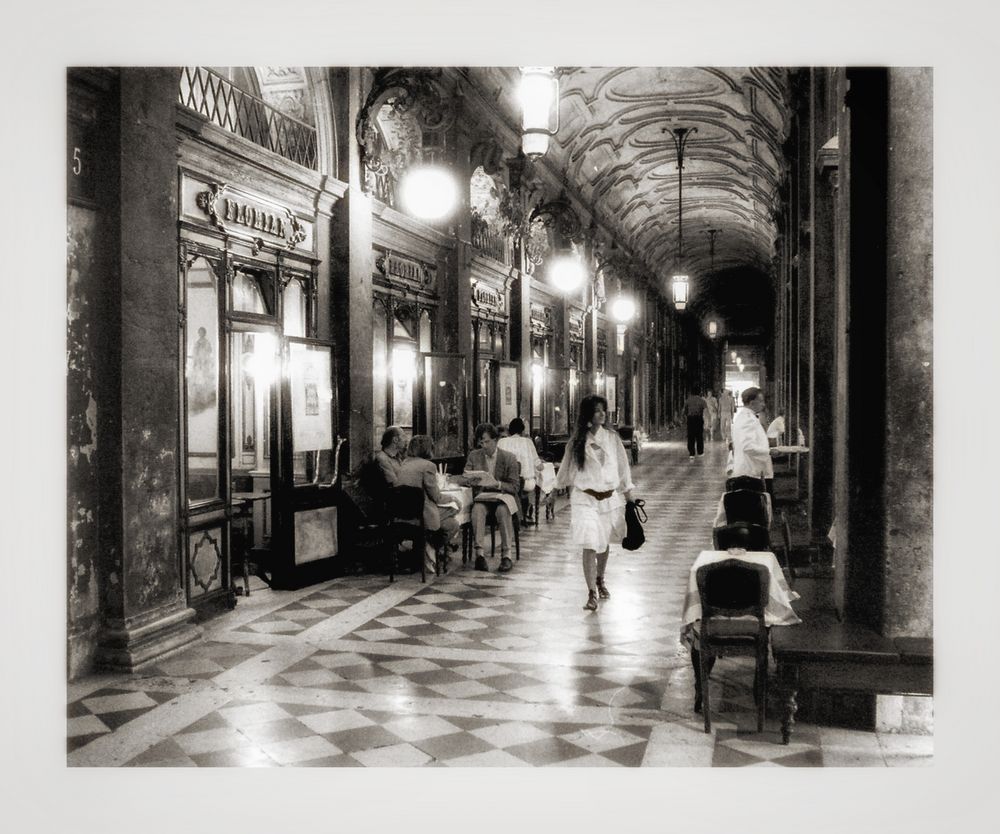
[621, 499, 647, 551]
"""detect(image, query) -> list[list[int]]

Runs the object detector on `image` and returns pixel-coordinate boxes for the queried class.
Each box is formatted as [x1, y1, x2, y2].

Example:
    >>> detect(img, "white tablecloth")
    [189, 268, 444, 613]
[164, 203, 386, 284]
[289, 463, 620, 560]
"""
[439, 484, 473, 526]
[681, 550, 800, 628]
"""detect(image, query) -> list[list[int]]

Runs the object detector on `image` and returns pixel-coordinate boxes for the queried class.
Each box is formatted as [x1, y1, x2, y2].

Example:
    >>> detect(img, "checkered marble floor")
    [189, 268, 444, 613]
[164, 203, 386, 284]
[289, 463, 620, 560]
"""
[67, 439, 932, 767]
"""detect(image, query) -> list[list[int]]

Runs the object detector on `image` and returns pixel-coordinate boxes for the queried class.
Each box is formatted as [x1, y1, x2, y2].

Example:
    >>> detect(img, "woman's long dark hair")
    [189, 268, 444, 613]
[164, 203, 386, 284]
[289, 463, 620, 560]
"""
[571, 394, 609, 469]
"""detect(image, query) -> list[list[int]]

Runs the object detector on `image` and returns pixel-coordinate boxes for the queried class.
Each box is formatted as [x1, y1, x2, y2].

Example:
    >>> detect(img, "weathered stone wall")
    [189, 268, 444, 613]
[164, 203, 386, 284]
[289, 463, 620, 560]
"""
[882, 68, 933, 638]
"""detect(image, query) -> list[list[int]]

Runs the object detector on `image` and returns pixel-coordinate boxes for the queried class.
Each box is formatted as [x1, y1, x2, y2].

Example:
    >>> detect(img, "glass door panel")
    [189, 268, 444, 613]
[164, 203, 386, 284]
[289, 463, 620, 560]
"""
[184, 255, 221, 505]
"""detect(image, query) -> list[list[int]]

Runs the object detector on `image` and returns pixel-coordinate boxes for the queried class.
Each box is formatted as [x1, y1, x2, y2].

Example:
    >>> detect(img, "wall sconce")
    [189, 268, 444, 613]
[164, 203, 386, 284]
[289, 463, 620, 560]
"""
[531, 361, 544, 389]
[615, 323, 627, 356]
[242, 331, 278, 387]
[398, 164, 460, 221]
[391, 345, 416, 383]
[708, 320, 718, 339]
[730, 350, 738, 361]
[519, 67, 559, 160]
[548, 253, 585, 293]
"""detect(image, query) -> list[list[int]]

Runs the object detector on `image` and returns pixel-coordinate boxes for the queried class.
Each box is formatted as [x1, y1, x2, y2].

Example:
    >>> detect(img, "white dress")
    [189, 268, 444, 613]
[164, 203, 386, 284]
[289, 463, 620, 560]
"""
[554, 426, 634, 552]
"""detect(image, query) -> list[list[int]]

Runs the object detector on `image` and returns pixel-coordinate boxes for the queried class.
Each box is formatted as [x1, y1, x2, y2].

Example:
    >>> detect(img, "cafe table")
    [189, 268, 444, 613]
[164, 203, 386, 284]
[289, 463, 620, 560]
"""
[681, 550, 801, 631]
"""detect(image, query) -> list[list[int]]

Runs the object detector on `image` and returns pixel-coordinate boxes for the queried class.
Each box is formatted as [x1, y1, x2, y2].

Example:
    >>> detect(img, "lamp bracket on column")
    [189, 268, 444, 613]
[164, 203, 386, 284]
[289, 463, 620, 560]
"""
[356, 68, 456, 189]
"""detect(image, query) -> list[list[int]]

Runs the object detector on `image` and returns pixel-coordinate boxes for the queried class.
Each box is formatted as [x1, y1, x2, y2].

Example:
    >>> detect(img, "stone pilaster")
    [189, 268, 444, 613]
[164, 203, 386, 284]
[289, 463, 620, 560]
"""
[331, 68, 375, 471]
[96, 68, 201, 671]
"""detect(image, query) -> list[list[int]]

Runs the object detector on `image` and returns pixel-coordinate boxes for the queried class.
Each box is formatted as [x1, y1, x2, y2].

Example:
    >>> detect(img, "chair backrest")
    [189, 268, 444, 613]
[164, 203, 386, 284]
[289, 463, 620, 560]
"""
[723, 489, 769, 527]
[358, 457, 391, 504]
[388, 485, 425, 525]
[696, 559, 769, 619]
[713, 522, 771, 552]
[725, 475, 766, 493]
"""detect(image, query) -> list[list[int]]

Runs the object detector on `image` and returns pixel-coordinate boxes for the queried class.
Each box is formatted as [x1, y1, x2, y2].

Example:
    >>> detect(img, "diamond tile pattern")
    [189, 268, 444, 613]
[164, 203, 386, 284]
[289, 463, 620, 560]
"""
[67, 440, 932, 768]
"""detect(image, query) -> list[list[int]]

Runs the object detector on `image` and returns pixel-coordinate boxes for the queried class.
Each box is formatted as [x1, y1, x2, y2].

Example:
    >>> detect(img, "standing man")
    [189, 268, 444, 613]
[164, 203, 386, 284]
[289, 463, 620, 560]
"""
[684, 387, 708, 459]
[731, 387, 776, 495]
[719, 388, 735, 443]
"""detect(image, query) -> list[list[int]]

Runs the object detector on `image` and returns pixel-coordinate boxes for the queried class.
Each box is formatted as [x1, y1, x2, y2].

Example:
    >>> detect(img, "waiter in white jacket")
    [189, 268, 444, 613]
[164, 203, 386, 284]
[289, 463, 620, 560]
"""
[730, 386, 777, 496]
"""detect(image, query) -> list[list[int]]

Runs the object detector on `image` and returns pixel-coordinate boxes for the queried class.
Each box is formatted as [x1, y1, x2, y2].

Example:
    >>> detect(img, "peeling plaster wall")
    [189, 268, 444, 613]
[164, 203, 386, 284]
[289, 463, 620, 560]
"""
[67, 204, 102, 676]
[883, 69, 933, 638]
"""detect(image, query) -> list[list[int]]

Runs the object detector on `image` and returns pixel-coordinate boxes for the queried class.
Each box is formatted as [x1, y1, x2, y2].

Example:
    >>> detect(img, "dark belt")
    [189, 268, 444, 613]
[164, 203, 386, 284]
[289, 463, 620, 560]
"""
[582, 488, 614, 501]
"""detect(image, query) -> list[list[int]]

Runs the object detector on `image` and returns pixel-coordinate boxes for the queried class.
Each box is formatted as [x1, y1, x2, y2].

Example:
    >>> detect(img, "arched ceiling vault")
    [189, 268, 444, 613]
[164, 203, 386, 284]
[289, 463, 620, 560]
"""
[465, 66, 794, 336]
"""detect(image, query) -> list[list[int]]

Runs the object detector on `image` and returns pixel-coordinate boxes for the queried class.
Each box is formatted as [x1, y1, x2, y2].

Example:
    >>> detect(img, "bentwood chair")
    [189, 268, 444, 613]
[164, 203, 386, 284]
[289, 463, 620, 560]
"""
[693, 559, 770, 733]
[713, 522, 771, 553]
[725, 475, 767, 493]
[723, 489, 770, 529]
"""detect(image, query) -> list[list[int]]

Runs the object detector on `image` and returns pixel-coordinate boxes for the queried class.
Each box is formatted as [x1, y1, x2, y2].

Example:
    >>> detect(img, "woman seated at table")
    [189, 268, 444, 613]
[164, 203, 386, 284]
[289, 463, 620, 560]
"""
[498, 417, 545, 520]
[397, 434, 460, 573]
[464, 422, 520, 574]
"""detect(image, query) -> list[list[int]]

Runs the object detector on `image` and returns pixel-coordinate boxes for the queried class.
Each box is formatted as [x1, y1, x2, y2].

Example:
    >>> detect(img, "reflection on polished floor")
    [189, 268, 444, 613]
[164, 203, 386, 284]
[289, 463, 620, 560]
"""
[67, 440, 931, 767]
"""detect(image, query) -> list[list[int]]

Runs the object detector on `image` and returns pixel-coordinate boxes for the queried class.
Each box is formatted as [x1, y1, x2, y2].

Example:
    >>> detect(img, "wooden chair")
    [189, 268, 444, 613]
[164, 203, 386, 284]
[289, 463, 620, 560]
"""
[713, 522, 771, 552]
[693, 558, 770, 733]
[387, 485, 439, 584]
[723, 489, 770, 528]
[725, 475, 766, 493]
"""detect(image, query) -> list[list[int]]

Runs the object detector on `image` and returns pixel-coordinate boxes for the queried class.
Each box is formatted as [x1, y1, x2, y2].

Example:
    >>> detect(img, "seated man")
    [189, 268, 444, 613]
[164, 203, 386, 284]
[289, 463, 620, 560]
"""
[731, 386, 777, 496]
[497, 416, 545, 521]
[374, 425, 406, 487]
[465, 422, 520, 573]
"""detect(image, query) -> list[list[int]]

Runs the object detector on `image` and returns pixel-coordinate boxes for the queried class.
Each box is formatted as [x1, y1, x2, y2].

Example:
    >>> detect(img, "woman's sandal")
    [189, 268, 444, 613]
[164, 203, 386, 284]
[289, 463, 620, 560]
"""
[596, 577, 610, 599]
[583, 590, 598, 611]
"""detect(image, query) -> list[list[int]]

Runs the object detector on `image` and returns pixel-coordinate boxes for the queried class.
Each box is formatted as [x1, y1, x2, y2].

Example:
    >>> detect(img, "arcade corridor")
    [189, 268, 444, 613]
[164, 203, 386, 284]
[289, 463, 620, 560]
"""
[67, 440, 930, 768]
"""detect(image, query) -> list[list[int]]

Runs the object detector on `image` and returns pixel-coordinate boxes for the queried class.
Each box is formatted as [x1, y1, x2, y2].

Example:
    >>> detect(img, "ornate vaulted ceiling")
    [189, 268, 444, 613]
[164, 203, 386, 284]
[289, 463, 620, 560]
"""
[465, 66, 793, 336]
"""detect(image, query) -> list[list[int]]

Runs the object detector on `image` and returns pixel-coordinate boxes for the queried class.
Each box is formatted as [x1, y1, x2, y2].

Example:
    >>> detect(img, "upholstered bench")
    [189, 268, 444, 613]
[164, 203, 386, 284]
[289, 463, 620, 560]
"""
[771, 612, 932, 744]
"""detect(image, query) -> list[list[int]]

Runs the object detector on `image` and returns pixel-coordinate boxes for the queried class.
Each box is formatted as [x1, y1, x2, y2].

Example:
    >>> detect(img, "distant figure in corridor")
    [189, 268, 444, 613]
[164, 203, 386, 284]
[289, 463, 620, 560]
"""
[719, 389, 735, 443]
[704, 389, 719, 443]
[498, 417, 544, 521]
[731, 386, 776, 496]
[684, 387, 708, 459]
[554, 394, 635, 611]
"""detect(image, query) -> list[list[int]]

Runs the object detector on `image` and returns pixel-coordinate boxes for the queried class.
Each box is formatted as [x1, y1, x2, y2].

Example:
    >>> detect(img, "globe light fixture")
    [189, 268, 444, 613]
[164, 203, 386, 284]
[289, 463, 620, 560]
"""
[519, 67, 559, 160]
[398, 164, 459, 221]
[548, 254, 585, 293]
[611, 294, 636, 323]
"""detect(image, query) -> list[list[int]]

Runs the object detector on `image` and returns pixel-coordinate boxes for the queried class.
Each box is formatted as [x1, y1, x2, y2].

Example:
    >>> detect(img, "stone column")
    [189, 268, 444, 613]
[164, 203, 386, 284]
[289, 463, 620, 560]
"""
[881, 68, 933, 639]
[96, 68, 201, 671]
[439, 113, 473, 442]
[330, 67, 375, 471]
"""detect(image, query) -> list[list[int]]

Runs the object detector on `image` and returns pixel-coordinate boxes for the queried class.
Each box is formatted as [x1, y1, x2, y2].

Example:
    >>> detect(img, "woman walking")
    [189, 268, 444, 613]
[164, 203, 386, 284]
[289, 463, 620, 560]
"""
[704, 389, 719, 443]
[554, 394, 636, 611]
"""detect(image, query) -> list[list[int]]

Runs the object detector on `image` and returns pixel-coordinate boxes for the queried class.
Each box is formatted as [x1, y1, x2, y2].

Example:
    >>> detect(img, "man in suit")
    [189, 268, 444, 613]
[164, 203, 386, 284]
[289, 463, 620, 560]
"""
[465, 422, 520, 573]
